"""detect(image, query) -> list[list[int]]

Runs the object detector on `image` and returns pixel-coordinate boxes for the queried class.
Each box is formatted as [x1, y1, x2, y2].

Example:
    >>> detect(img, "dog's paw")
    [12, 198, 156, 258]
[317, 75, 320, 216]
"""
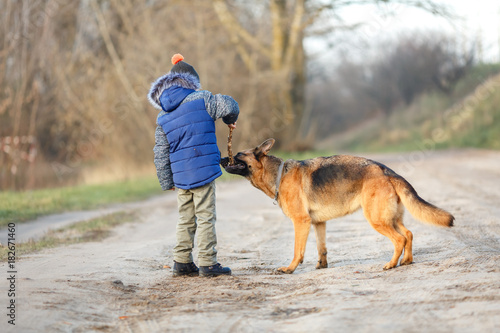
[383, 263, 397, 270]
[315, 261, 328, 269]
[400, 259, 413, 266]
[277, 266, 294, 274]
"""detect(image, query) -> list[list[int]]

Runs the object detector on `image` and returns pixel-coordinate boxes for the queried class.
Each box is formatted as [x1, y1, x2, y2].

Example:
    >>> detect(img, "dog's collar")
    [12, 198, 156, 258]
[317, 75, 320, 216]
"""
[273, 160, 290, 205]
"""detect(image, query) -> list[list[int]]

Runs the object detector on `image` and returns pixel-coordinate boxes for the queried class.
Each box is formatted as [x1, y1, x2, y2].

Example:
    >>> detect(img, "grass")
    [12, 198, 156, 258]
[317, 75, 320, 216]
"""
[0, 176, 162, 227]
[0, 211, 137, 261]
[336, 64, 500, 153]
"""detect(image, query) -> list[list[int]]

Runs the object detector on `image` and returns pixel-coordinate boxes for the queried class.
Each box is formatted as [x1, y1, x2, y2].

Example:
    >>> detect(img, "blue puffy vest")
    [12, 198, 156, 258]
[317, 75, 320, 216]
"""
[157, 86, 222, 189]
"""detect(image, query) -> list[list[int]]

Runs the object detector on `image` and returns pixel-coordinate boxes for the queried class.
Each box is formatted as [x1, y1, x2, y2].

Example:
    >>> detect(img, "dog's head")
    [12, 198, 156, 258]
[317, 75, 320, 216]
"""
[221, 138, 275, 178]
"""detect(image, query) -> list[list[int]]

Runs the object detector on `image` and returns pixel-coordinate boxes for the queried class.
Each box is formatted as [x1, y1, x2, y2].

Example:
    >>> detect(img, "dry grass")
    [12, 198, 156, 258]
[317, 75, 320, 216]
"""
[0, 176, 161, 227]
[0, 211, 137, 261]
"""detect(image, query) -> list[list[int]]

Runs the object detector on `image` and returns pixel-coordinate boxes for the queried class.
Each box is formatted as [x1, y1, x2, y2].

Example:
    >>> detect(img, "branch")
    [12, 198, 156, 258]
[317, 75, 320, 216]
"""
[109, 0, 135, 36]
[90, 0, 139, 102]
[283, 0, 305, 69]
[213, 0, 271, 59]
[302, 3, 333, 29]
[270, 0, 285, 70]
[303, 0, 454, 37]
[304, 0, 454, 27]
[305, 22, 363, 37]
[90, 0, 151, 131]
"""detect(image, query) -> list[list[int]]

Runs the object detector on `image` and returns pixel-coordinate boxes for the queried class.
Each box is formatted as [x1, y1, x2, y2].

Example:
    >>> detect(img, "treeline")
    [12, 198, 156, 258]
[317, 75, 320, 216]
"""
[1, 0, 249, 189]
[1, 0, 454, 190]
[309, 33, 475, 139]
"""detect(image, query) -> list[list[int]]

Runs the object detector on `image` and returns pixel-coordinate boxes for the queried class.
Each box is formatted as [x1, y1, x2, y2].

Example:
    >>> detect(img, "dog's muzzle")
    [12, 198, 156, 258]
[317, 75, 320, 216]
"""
[220, 157, 247, 174]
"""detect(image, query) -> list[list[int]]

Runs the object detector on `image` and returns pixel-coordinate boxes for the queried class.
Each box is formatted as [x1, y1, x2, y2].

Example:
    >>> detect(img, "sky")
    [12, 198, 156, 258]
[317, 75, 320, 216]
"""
[434, 0, 499, 62]
[309, 0, 500, 64]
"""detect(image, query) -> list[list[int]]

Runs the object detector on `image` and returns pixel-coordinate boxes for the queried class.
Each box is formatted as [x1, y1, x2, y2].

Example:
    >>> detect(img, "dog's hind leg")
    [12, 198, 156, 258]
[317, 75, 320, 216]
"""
[313, 222, 328, 269]
[278, 216, 312, 274]
[369, 220, 406, 270]
[362, 178, 407, 270]
[395, 204, 413, 265]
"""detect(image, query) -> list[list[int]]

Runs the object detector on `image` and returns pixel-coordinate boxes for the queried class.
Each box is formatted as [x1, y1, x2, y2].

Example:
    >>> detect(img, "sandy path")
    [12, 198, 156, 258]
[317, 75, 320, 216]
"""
[0, 195, 169, 245]
[2, 150, 500, 332]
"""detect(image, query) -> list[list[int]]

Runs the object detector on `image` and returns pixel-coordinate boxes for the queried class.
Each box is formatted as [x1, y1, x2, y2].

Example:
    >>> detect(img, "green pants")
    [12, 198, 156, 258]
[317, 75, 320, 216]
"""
[174, 181, 218, 266]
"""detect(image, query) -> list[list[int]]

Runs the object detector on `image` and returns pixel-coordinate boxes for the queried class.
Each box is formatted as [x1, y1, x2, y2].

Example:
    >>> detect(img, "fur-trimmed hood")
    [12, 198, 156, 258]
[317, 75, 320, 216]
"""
[148, 72, 201, 110]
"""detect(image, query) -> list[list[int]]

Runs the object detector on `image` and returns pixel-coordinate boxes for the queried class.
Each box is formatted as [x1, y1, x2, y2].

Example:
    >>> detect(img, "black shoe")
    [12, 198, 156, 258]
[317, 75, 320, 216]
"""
[172, 261, 199, 277]
[199, 263, 232, 277]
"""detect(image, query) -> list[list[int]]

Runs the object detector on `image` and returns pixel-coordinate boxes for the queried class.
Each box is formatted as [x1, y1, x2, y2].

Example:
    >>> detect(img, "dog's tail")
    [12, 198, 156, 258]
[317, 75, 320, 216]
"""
[389, 176, 454, 227]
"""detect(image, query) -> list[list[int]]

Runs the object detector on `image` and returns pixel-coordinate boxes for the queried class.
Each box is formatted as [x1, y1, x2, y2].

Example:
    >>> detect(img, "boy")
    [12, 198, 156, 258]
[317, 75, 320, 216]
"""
[148, 54, 239, 277]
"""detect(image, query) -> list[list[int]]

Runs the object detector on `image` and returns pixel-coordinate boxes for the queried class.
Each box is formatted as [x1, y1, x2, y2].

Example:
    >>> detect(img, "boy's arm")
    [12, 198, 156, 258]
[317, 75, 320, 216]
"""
[153, 125, 175, 191]
[204, 93, 239, 124]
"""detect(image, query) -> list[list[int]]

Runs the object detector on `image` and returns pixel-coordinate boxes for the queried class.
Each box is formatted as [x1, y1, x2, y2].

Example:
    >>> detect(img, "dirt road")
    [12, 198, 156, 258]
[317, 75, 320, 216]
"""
[2, 150, 500, 332]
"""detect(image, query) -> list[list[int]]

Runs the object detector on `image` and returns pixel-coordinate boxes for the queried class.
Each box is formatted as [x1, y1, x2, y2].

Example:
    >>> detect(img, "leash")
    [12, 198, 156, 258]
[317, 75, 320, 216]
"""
[273, 160, 286, 205]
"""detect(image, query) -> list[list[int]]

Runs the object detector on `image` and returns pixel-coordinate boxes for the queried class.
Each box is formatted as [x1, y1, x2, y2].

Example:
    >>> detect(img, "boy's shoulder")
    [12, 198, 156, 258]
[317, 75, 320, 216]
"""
[181, 90, 212, 104]
[156, 90, 211, 122]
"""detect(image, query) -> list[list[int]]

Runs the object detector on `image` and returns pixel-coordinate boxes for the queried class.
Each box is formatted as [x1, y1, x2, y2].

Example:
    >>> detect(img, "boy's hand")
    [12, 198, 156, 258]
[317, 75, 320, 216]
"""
[228, 122, 237, 129]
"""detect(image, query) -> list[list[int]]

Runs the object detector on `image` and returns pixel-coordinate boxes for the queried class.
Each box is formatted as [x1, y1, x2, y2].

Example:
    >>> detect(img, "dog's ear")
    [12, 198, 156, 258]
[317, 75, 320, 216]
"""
[255, 138, 275, 158]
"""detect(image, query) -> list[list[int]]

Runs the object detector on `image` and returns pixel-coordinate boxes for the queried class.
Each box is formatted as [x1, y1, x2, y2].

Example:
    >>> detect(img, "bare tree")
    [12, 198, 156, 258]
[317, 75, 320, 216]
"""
[0, 0, 244, 189]
[211, 0, 451, 148]
[367, 34, 474, 109]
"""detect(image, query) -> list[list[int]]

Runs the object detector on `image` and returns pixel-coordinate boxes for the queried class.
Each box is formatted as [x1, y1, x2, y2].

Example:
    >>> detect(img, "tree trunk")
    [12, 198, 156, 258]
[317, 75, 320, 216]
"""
[213, 0, 308, 149]
[269, 0, 307, 149]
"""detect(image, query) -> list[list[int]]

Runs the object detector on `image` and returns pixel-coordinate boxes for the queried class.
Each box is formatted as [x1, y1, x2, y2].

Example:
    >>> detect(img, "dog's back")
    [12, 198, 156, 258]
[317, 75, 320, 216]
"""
[287, 155, 374, 222]
[283, 155, 454, 227]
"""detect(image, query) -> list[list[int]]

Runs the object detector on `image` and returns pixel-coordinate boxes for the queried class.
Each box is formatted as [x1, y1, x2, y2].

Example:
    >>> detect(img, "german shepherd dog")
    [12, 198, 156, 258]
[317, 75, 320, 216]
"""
[221, 139, 454, 274]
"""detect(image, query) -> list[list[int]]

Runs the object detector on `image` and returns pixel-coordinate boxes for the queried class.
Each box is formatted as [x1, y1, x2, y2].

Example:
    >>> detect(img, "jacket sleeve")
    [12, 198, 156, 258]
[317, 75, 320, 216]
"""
[204, 92, 240, 124]
[153, 125, 174, 190]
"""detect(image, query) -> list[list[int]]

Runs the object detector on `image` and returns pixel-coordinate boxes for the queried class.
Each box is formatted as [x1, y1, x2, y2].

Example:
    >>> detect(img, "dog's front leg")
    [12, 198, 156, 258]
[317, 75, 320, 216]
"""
[313, 221, 328, 269]
[278, 218, 311, 274]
